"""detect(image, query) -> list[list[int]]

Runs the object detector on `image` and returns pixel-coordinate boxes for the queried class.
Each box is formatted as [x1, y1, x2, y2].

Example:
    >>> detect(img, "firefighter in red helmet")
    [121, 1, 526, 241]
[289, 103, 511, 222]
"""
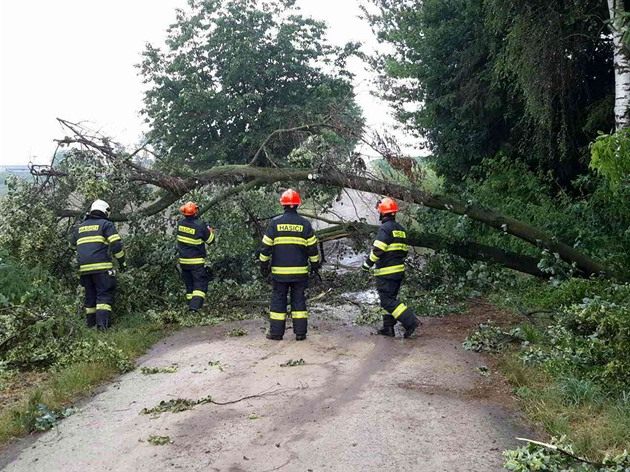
[362, 197, 419, 338]
[259, 189, 320, 341]
[176, 201, 215, 311]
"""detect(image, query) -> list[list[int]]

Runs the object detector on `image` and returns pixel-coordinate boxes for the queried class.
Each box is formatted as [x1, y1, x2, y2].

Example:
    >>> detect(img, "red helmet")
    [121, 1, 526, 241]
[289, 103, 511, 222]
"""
[377, 197, 398, 215]
[280, 189, 302, 207]
[180, 201, 199, 216]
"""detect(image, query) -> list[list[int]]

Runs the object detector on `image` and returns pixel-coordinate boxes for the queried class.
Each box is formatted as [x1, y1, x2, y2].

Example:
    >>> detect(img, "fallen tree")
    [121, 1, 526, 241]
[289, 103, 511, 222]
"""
[51, 118, 617, 280]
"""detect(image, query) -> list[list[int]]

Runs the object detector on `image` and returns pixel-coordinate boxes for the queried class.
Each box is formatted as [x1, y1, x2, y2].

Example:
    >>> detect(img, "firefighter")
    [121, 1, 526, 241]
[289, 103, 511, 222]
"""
[177, 201, 215, 311]
[362, 197, 419, 338]
[70, 199, 127, 330]
[259, 189, 320, 341]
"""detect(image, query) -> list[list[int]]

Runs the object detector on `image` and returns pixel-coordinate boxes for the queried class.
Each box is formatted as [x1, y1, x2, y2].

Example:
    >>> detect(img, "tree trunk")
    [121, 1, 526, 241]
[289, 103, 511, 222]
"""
[58, 163, 615, 278]
[315, 223, 549, 279]
[609, 0, 630, 130]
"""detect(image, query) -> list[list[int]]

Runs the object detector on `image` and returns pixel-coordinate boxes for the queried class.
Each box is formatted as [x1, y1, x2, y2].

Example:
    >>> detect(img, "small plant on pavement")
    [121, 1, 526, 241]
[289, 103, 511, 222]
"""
[146, 435, 172, 446]
[208, 360, 225, 371]
[280, 359, 306, 367]
[226, 327, 248, 337]
[140, 365, 178, 375]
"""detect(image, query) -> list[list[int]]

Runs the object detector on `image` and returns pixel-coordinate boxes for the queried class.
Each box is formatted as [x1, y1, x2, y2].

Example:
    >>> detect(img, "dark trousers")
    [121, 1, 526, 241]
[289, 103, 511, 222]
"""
[181, 266, 208, 311]
[375, 275, 418, 329]
[80, 271, 116, 329]
[269, 280, 308, 337]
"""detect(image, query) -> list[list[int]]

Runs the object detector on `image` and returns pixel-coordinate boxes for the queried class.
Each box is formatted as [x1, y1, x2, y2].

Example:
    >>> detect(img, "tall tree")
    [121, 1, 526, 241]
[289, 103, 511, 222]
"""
[367, 0, 614, 187]
[608, 0, 630, 130]
[364, 0, 510, 182]
[139, 0, 361, 170]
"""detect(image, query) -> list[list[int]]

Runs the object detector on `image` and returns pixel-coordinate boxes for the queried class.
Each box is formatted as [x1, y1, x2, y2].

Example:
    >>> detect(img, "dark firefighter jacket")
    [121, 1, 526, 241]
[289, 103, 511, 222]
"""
[363, 216, 408, 278]
[259, 209, 319, 282]
[71, 215, 126, 274]
[177, 216, 215, 269]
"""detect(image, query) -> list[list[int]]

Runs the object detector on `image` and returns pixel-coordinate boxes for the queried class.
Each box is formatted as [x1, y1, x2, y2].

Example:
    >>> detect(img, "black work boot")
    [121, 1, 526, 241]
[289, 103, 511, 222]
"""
[86, 313, 96, 328]
[266, 333, 283, 341]
[295, 334, 307, 341]
[377, 326, 395, 337]
[399, 312, 420, 339]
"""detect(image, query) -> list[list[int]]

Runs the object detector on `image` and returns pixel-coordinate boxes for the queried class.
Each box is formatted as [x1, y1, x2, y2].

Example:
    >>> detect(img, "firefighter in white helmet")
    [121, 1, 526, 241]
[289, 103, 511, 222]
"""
[70, 199, 127, 329]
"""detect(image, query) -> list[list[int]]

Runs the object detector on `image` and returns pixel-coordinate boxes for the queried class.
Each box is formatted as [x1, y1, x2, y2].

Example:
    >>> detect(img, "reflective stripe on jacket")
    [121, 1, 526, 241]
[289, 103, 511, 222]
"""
[259, 209, 319, 282]
[364, 217, 408, 277]
[177, 216, 215, 268]
[71, 215, 125, 274]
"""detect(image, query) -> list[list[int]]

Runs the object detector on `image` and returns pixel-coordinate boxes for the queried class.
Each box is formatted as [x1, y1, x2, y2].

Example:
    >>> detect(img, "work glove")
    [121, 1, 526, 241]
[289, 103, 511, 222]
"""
[260, 262, 271, 278]
[119, 261, 128, 273]
[310, 261, 321, 275]
[361, 261, 371, 273]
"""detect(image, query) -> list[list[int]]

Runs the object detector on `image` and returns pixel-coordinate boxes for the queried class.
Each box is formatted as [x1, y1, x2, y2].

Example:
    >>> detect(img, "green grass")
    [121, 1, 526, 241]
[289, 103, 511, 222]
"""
[0, 314, 172, 445]
[500, 354, 630, 461]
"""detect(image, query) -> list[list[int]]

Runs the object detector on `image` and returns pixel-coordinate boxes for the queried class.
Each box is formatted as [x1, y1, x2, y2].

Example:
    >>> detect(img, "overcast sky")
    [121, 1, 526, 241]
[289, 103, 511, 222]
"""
[0, 0, 417, 166]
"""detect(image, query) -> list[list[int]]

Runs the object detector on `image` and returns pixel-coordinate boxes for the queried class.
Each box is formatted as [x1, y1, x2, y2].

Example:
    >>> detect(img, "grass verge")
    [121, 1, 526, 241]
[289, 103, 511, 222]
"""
[500, 351, 630, 462]
[0, 314, 173, 446]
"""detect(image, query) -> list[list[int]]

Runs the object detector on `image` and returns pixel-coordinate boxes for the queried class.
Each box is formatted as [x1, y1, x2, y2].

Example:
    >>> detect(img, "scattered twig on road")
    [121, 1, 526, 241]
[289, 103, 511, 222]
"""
[140, 385, 306, 415]
[210, 385, 304, 406]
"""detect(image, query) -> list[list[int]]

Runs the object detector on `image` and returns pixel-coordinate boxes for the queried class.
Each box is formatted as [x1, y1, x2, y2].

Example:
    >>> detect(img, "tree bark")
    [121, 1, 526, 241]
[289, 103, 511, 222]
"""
[608, 0, 630, 130]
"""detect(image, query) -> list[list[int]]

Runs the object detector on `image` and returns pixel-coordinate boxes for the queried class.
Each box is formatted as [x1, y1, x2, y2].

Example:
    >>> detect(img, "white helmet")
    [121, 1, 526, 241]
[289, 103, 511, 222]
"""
[90, 199, 111, 217]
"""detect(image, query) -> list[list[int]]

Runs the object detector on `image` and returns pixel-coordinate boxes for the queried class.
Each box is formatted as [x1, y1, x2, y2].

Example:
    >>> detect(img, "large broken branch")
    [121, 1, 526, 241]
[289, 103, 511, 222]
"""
[120, 164, 610, 277]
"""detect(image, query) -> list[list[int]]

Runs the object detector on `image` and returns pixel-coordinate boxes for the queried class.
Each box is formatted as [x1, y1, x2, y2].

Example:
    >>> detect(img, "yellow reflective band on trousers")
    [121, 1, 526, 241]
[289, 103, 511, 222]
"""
[79, 262, 113, 272]
[273, 237, 306, 246]
[192, 290, 206, 298]
[262, 235, 274, 246]
[373, 264, 405, 276]
[385, 243, 408, 252]
[179, 258, 205, 265]
[107, 234, 122, 243]
[291, 311, 308, 319]
[85, 307, 96, 314]
[373, 240, 388, 251]
[259, 253, 271, 262]
[114, 250, 125, 259]
[391, 303, 407, 319]
[271, 266, 309, 275]
[96, 303, 112, 312]
[77, 236, 107, 245]
[306, 236, 318, 246]
[270, 311, 286, 320]
[309, 255, 320, 262]
[186, 293, 193, 300]
[178, 235, 203, 245]
[369, 251, 380, 262]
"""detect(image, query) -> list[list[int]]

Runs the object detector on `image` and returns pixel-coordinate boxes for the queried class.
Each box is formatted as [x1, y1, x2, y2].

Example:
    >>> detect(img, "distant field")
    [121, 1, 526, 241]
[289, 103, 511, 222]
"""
[0, 166, 30, 197]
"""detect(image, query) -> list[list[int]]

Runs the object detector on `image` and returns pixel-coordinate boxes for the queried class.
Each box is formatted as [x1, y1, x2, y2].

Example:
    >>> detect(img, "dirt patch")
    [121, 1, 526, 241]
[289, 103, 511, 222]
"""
[0, 302, 531, 472]
[0, 371, 51, 410]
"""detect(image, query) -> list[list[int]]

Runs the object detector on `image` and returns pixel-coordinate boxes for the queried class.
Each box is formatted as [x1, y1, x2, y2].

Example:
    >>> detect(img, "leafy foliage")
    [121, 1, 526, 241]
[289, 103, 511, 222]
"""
[140, 396, 213, 415]
[590, 129, 630, 191]
[463, 321, 522, 353]
[279, 358, 305, 367]
[367, 0, 613, 185]
[139, 0, 361, 169]
[504, 437, 630, 471]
